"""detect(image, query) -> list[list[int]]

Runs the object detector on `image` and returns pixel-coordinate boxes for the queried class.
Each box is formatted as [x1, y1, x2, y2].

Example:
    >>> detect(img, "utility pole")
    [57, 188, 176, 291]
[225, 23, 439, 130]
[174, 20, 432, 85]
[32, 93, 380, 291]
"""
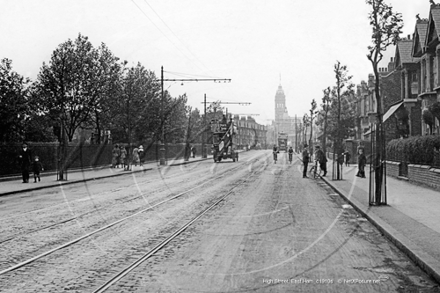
[202, 94, 207, 158]
[160, 67, 231, 165]
[160, 66, 165, 165]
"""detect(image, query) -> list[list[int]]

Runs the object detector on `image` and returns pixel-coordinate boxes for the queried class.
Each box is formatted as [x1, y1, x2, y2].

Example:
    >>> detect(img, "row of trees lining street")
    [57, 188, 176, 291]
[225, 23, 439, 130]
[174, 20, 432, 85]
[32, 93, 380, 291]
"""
[1, 34, 212, 147]
[301, 0, 403, 204]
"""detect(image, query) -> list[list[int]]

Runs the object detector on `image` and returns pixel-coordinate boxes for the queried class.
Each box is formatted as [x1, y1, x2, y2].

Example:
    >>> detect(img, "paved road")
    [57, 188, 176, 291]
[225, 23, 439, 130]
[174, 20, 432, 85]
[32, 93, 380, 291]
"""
[0, 150, 438, 292]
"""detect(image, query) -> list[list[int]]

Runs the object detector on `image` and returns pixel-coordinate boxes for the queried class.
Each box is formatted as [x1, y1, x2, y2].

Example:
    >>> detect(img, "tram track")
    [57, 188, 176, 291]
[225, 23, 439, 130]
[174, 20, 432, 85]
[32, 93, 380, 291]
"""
[0, 183, 177, 245]
[91, 154, 270, 292]
[0, 153, 268, 277]
[0, 173, 204, 245]
[0, 162, 205, 222]
[0, 160, 242, 244]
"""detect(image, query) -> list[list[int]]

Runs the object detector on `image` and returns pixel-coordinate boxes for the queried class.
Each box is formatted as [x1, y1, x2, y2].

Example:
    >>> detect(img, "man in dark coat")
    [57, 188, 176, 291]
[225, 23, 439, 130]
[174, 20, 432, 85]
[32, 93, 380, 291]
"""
[18, 143, 32, 183]
[302, 144, 309, 178]
[314, 145, 327, 176]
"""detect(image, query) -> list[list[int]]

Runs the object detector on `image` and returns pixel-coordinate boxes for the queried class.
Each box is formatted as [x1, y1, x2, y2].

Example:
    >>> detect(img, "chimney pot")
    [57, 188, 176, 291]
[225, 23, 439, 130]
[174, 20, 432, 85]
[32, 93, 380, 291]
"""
[408, 34, 410, 39]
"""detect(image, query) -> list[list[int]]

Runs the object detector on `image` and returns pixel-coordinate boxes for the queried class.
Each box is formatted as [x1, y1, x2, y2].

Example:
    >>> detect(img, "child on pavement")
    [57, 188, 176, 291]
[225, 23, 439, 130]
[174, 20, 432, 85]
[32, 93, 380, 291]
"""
[32, 156, 44, 182]
[356, 148, 366, 178]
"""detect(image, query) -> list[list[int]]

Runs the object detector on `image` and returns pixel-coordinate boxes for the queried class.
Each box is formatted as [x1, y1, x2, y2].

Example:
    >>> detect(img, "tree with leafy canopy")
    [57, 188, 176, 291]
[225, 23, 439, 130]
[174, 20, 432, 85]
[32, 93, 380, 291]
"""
[302, 114, 309, 146]
[163, 93, 189, 143]
[86, 43, 122, 144]
[33, 34, 106, 142]
[329, 61, 355, 179]
[183, 106, 203, 160]
[0, 58, 30, 142]
[316, 87, 331, 154]
[366, 0, 403, 204]
[206, 100, 224, 122]
[308, 99, 318, 147]
[103, 62, 161, 146]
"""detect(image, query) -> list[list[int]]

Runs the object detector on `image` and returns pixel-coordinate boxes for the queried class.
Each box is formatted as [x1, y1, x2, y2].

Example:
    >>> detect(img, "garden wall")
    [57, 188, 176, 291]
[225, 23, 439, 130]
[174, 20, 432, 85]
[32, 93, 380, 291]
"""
[408, 164, 440, 191]
[0, 142, 112, 177]
[385, 160, 400, 178]
[0, 142, 204, 177]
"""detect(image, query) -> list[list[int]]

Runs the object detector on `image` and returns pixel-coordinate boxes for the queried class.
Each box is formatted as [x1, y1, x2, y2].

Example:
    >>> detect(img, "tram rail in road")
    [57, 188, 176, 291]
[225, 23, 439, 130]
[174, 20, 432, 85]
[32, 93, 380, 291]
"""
[0, 152, 267, 277]
[92, 155, 269, 292]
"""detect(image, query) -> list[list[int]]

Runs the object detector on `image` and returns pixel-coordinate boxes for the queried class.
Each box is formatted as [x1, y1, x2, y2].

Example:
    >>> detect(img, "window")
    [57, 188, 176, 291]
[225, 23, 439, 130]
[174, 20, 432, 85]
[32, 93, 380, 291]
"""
[412, 71, 418, 82]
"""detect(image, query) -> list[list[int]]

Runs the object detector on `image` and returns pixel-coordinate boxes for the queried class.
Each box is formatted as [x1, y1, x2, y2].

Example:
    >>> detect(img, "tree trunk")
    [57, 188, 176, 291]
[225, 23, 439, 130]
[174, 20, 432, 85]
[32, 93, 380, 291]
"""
[95, 110, 101, 144]
[323, 113, 328, 154]
[374, 65, 384, 204]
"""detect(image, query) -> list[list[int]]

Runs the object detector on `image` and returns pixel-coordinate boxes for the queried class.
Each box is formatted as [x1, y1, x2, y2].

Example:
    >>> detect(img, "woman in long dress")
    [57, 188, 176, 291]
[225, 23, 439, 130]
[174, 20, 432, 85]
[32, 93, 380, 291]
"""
[120, 146, 127, 170]
[111, 144, 120, 168]
[132, 147, 140, 166]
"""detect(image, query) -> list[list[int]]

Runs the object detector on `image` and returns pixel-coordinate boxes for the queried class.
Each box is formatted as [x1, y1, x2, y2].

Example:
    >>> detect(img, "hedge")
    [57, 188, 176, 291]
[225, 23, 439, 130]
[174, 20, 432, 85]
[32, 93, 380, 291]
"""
[387, 135, 440, 165]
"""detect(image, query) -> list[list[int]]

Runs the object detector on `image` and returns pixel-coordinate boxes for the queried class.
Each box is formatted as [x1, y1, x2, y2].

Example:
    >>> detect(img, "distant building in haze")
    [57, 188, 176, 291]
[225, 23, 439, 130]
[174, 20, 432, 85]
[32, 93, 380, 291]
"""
[273, 84, 303, 148]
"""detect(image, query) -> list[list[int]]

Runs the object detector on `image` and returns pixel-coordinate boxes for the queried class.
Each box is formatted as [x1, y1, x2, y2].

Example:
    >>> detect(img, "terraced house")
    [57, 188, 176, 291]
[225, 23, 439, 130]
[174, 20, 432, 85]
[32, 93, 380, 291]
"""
[380, 3, 440, 190]
[415, 5, 440, 135]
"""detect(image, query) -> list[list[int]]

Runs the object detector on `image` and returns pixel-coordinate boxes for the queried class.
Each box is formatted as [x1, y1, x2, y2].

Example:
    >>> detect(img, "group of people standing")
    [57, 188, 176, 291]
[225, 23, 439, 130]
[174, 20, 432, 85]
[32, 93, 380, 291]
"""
[301, 144, 327, 178]
[300, 144, 367, 179]
[112, 144, 144, 170]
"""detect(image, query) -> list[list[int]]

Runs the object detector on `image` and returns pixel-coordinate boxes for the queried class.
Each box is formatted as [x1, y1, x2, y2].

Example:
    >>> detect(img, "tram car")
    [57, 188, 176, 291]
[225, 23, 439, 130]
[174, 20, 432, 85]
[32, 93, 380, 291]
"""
[211, 117, 238, 163]
[278, 132, 288, 152]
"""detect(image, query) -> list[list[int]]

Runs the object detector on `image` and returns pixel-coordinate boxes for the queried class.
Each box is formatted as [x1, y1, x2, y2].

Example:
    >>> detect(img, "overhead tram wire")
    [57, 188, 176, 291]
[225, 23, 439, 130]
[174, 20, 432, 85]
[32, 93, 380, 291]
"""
[141, 0, 210, 72]
[129, 0, 198, 70]
[164, 71, 229, 80]
[162, 70, 231, 84]
[138, 0, 262, 115]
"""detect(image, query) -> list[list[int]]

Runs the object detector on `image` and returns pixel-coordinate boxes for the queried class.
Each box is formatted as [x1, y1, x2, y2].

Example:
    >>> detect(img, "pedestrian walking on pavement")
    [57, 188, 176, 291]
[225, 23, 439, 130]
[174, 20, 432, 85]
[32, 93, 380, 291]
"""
[32, 156, 44, 182]
[120, 145, 127, 170]
[132, 147, 140, 166]
[302, 144, 309, 178]
[344, 150, 351, 167]
[338, 152, 345, 167]
[18, 142, 32, 183]
[314, 145, 327, 176]
[191, 146, 196, 158]
[138, 145, 144, 166]
[112, 144, 120, 168]
[356, 148, 367, 178]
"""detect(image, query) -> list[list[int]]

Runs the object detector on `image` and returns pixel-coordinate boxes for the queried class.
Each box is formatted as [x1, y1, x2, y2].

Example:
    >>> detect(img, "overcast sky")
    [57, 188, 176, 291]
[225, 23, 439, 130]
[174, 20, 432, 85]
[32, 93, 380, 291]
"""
[0, 1, 430, 124]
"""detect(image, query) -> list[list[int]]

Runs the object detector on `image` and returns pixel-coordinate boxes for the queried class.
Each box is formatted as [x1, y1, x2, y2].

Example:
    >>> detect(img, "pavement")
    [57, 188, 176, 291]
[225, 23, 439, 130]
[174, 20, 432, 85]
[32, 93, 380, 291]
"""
[0, 156, 211, 197]
[2, 151, 440, 285]
[318, 158, 440, 285]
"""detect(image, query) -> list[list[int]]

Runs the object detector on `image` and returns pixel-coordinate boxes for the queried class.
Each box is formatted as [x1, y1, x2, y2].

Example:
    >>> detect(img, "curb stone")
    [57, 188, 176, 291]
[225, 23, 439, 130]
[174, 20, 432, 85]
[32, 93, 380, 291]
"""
[320, 175, 440, 285]
[0, 157, 210, 197]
